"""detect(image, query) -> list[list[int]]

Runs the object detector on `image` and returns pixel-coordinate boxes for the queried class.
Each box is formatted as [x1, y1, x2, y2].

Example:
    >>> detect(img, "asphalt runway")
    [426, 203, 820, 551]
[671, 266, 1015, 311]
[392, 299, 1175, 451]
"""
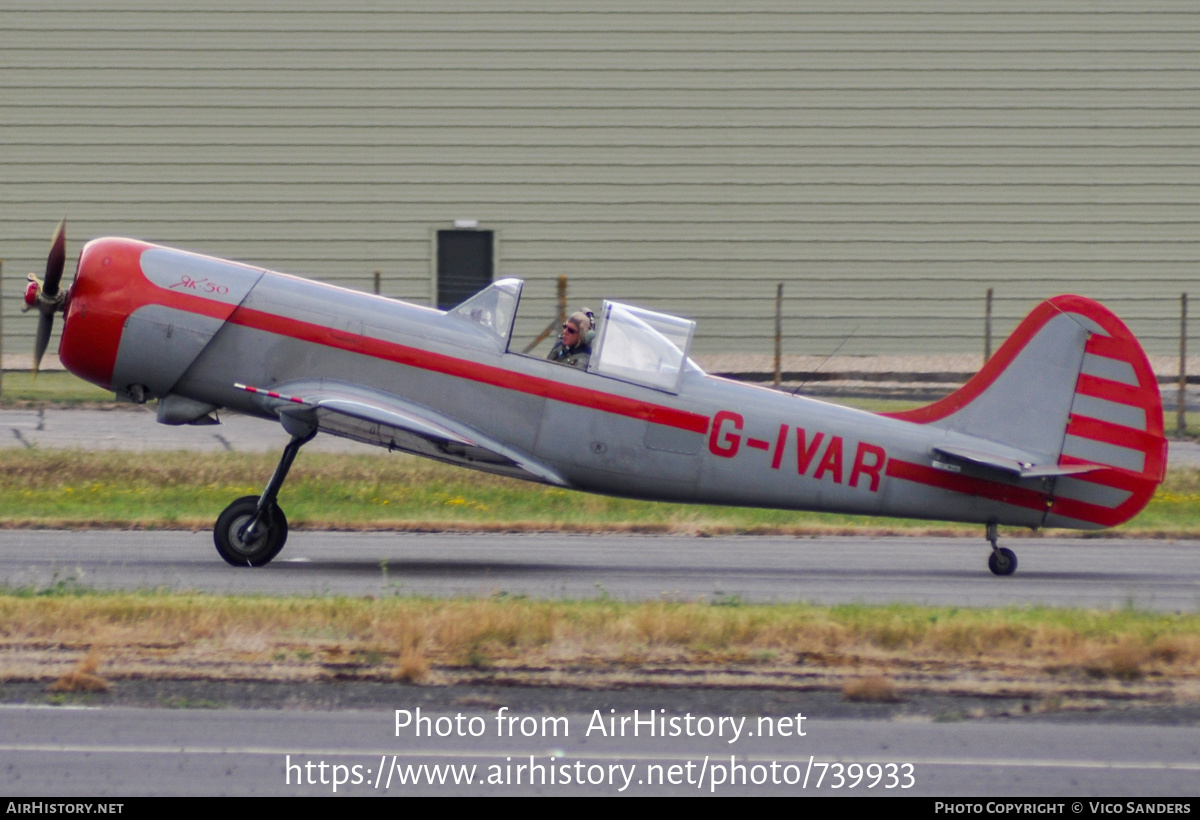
[3, 531, 1199, 798]
[2, 530, 1198, 611]
[3, 704, 1198, 796]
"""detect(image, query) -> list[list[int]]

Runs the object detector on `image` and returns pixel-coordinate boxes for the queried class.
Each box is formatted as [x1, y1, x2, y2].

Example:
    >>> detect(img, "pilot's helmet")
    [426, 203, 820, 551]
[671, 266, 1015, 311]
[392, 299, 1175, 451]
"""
[568, 309, 595, 344]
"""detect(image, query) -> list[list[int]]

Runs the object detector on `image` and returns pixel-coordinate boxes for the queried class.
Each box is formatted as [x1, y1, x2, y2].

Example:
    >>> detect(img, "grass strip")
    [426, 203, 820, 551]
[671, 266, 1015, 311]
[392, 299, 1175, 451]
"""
[0, 372, 114, 405]
[3, 590, 1198, 706]
[0, 449, 1198, 535]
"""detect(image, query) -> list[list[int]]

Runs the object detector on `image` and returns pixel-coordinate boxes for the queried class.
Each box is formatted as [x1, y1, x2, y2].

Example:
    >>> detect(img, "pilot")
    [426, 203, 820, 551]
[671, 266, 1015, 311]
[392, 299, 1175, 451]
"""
[547, 309, 594, 370]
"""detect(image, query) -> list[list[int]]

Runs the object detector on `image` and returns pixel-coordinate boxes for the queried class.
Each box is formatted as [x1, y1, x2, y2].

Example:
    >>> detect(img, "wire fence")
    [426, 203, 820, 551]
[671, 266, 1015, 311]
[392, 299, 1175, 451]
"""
[509, 282, 1198, 362]
[713, 286, 1196, 366]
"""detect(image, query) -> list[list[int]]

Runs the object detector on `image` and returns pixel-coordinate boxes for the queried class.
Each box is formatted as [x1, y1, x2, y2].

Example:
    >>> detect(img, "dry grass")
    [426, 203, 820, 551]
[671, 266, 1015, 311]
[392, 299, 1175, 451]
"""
[393, 620, 430, 683]
[47, 645, 110, 693]
[842, 675, 902, 703]
[2, 593, 1199, 706]
[395, 646, 430, 683]
[1084, 639, 1150, 682]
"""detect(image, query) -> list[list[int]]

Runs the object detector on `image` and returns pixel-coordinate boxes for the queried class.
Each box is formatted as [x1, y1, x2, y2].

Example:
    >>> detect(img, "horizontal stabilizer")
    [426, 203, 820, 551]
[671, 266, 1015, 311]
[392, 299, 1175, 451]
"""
[932, 445, 1102, 480]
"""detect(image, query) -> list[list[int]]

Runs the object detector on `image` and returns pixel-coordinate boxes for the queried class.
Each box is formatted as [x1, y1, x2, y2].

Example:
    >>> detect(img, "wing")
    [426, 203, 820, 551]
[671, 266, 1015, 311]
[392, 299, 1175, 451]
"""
[235, 380, 567, 486]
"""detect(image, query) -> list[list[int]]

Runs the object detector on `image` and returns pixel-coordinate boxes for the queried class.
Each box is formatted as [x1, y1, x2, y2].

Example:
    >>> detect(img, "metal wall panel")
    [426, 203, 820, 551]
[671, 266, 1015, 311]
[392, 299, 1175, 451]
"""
[1, 1, 1196, 359]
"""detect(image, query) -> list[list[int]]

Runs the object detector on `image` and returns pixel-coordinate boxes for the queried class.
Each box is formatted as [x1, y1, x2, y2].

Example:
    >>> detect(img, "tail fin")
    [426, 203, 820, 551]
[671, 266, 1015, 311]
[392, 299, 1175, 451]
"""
[885, 295, 1166, 528]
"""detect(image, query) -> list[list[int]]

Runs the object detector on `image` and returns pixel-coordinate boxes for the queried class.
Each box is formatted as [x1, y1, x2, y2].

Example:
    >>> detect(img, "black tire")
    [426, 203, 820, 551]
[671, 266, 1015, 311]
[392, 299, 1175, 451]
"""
[987, 547, 1018, 576]
[213, 495, 288, 567]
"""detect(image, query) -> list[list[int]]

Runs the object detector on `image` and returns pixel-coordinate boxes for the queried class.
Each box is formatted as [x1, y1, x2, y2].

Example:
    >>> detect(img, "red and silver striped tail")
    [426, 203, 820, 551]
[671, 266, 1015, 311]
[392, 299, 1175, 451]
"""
[886, 295, 1166, 529]
[1046, 295, 1166, 528]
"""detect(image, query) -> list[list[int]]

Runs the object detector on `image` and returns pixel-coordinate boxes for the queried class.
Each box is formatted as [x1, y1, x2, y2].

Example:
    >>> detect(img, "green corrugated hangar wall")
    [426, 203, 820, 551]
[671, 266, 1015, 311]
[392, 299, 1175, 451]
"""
[2, 2, 1196, 357]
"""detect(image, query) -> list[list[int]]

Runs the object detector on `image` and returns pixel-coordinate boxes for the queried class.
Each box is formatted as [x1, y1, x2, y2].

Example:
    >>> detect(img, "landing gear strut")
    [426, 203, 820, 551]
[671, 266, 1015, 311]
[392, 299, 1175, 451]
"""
[985, 521, 1017, 576]
[213, 427, 316, 566]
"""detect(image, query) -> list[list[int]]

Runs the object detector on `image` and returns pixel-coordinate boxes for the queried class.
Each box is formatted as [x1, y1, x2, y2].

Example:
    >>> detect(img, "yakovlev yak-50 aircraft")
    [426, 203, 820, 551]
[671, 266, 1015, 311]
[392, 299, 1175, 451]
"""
[24, 222, 1167, 574]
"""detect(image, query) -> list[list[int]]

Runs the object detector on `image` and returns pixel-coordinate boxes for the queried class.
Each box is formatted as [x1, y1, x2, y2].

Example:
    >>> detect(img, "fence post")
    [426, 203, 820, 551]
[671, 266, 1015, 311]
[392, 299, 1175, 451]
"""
[519, 276, 570, 355]
[373, 270, 381, 295]
[1179, 292, 1188, 437]
[984, 287, 993, 363]
[774, 283, 783, 387]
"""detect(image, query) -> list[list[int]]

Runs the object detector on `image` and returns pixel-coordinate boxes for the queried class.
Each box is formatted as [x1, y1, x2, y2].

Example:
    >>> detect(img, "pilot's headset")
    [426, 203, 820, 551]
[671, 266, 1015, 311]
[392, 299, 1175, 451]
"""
[570, 308, 596, 345]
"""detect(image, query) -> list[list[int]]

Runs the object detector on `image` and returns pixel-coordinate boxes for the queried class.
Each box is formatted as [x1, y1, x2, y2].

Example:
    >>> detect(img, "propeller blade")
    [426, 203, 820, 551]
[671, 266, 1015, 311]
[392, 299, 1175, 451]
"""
[43, 219, 66, 298]
[30, 220, 67, 377]
[33, 312, 54, 377]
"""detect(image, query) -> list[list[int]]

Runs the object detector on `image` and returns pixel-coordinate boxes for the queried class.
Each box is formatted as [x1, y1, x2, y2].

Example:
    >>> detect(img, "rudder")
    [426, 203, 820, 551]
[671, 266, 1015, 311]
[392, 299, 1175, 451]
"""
[885, 295, 1166, 529]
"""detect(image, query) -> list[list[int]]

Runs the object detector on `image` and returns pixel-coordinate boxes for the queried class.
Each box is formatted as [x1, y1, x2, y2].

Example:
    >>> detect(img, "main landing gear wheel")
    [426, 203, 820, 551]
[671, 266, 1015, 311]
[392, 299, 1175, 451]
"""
[987, 547, 1017, 577]
[985, 521, 1017, 576]
[214, 495, 289, 567]
[213, 425, 314, 567]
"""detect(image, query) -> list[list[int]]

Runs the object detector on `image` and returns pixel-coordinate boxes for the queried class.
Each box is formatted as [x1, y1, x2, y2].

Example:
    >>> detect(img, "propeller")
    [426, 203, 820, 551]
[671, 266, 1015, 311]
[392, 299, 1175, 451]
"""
[22, 220, 69, 377]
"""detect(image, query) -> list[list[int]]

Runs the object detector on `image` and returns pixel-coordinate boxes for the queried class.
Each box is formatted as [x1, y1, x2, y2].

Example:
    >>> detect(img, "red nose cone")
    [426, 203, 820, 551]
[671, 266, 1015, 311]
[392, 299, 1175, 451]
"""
[23, 281, 38, 308]
[58, 237, 154, 391]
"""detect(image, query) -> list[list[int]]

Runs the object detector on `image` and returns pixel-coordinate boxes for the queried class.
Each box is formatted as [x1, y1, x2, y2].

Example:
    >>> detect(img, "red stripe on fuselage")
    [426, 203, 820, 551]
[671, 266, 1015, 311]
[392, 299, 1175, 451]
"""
[884, 459, 1050, 515]
[225, 306, 711, 434]
[885, 454, 1159, 528]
